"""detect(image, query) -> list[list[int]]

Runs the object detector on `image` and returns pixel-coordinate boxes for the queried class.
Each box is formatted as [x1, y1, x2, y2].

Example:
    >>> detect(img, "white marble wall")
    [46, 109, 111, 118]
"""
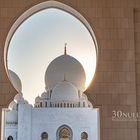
[4, 104, 99, 140]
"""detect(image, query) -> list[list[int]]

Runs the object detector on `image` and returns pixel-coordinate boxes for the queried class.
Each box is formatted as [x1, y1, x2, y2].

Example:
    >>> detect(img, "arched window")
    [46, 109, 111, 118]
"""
[78, 90, 81, 97]
[81, 132, 88, 140]
[40, 102, 42, 107]
[7, 136, 13, 140]
[50, 102, 52, 107]
[45, 102, 47, 107]
[78, 102, 80, 107]
[57, 125, 72, 140]
[67, 103, 69, 107]
[41, 132, 48, 140]
[50, 90, 52, 97]
[83, 102, 85, 107]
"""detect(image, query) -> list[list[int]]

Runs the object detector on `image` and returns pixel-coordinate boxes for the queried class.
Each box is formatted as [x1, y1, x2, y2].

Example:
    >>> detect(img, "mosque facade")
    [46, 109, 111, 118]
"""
[1, 51, 100, 140]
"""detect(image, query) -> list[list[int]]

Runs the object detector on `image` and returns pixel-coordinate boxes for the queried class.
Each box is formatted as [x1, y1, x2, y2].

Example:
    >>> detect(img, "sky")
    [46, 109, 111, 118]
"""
[7, 8, 97, 105]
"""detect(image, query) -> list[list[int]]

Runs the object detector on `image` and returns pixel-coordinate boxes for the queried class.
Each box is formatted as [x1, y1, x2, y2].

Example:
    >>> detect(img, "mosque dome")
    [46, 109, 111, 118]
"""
[45, 54, 86, 91]
[35, 96, 41, 103]
[6, 110, 18, 123]
[14, 93, 28, 104]
[51, 81, 79, 102]
[8, 70, 22, 92]
[8, 101, 17, 110]
[41, 91, 49, 99]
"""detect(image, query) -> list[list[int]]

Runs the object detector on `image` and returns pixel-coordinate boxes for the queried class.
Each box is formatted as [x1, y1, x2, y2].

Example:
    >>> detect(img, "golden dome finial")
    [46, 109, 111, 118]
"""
[64, 43, 67, 55]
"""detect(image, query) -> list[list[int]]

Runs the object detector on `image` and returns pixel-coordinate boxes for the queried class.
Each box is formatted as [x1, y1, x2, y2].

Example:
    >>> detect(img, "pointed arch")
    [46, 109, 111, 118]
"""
[56, 125, 73, 140]
[81, 132, 88, 140]
[41, 132, 48, 140]
[7, 136, 13, 140]
[4, 0, 98, 84]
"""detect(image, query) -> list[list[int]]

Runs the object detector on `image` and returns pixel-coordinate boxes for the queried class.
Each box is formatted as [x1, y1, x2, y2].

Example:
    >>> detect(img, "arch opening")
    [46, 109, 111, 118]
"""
[41, 132, 48, 140]
[81, 132, 88, 140]
[57, 125, 73, 140]
[5, 1, 98, 104]
[7, 136, 13, 140]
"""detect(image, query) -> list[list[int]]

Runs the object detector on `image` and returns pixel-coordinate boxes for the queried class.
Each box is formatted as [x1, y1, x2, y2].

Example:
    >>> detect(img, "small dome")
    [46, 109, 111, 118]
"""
[8, 70, 22, 92]
[51, 81, 79, 102]
[41, 91, 49, 99]
[35, 96, 41, 103]
[14, 93, 23, 101]
[6, 110, 18, 123]
[81, 93, 88, 100]
[88, 101, 93, 108]
[14, 93, 27, 104]
[8, 101, 17, 110]
[24, 100, 29, 104]
[45, 55, 86, 91]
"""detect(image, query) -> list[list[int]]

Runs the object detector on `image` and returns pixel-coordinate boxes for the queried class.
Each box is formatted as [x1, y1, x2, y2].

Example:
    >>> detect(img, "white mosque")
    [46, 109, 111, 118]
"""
[1, 48, 100, 140]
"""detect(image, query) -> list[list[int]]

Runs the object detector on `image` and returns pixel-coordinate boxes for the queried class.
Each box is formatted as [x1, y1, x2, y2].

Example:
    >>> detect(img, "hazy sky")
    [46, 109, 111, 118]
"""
[8, 8, 96, 104]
